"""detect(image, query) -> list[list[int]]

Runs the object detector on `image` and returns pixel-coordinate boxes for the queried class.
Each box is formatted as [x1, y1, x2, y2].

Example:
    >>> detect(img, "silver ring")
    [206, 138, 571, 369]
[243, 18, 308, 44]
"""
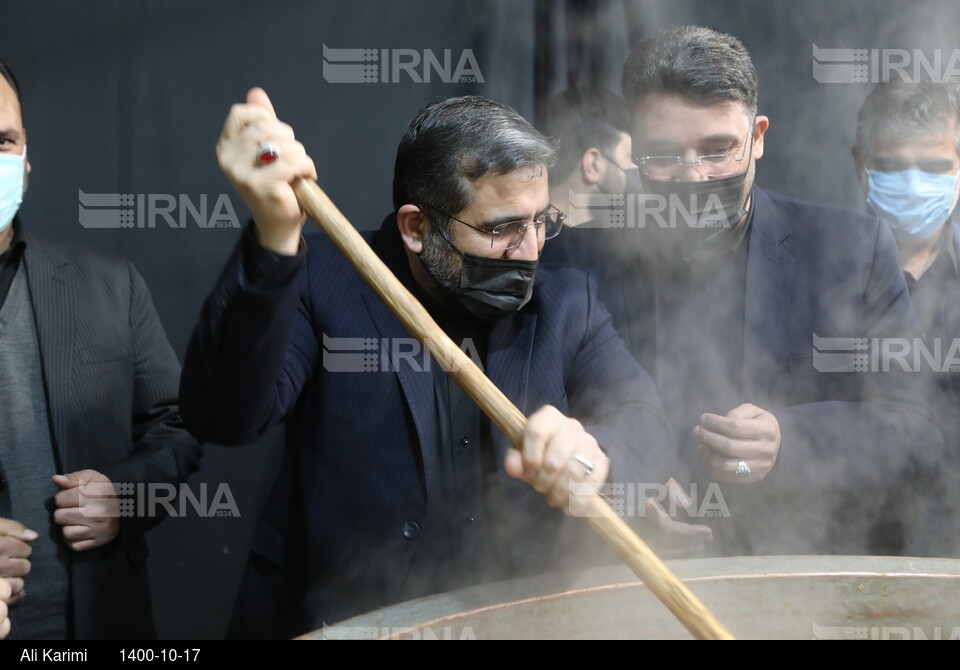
[735, 459, 752, 479]
[255, 141, 280, 167]
[573, 454, 595, 477]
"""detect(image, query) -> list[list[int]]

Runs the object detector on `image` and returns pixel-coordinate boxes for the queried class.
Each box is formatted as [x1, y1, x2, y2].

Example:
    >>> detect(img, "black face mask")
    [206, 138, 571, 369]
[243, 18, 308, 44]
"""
[635, 171, 750, 259]
[451, 253, 537, 321]
[419, 233, 538, 322]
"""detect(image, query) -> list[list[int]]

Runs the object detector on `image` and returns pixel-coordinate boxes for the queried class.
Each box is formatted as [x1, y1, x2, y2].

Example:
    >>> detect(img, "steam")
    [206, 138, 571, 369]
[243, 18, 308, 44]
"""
[534, 0, 960, 562]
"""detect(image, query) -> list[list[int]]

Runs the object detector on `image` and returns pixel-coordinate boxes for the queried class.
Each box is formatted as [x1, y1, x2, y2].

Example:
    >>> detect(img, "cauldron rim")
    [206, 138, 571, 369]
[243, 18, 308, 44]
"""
[304, 555, 960, 640]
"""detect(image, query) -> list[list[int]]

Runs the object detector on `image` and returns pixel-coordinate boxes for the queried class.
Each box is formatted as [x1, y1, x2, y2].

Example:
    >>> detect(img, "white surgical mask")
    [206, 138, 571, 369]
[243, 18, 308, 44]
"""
[0, 146, 26, 233]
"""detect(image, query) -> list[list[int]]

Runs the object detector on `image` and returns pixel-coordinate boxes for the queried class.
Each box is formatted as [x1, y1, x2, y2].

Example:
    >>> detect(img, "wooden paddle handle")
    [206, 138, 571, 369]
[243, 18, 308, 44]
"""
[293, 178, 734, 641]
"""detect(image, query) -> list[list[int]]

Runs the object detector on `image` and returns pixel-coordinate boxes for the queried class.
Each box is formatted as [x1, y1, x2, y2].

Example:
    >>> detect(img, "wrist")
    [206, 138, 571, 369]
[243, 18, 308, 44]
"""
[254, 222, 302, 256]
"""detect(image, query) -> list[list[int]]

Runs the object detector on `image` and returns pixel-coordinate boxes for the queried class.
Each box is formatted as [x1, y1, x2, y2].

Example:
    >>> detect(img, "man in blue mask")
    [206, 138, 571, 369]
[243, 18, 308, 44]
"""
[0, 59, 201, 640]
[854, 82, 960, 327]
[853, 81, 960, 556]
[180, 90, 676, 638]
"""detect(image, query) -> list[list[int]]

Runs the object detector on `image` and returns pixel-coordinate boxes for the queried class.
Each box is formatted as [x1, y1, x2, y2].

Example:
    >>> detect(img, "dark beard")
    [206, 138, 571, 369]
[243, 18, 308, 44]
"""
[416, 226, 485, 321]
[419, 225, 461, 290]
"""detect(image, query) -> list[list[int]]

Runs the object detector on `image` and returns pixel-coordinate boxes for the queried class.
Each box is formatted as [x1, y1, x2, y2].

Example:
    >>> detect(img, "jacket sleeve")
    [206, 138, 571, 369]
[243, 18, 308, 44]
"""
[567, 269, 678, 488]
[772, 219, 945, 494]
[179, 223, 319, 445]
[96, 260, 204, 540]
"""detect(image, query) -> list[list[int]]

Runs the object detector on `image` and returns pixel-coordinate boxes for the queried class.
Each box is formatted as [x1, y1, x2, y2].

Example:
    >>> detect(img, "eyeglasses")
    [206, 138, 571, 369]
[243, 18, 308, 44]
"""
[421, 204, 566, 251]
[599, 153, 635, 174]
[633, 121, 755, 180]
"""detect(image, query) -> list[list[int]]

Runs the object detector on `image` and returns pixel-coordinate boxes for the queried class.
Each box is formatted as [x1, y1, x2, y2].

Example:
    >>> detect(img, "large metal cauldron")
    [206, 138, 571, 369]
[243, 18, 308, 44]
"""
[304, 556, 960, 639]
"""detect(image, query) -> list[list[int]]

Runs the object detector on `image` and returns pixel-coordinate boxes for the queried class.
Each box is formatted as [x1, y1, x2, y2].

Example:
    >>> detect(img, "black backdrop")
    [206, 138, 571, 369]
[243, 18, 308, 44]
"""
[4, 0, 957, 639]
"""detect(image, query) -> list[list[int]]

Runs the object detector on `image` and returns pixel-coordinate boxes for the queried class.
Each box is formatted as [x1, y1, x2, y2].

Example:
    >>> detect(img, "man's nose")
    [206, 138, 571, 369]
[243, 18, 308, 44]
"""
[676, 160, 709, 182]
[505, 224, 541, 261]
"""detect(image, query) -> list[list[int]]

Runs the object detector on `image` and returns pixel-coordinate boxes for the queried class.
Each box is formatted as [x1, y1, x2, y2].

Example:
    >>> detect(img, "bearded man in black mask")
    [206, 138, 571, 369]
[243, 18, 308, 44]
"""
[557, 26, 943, 558]
[179, 89, 676, 638]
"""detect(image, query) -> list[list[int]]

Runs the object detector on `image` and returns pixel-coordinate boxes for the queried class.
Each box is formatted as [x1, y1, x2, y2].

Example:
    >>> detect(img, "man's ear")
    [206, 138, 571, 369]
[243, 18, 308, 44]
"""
[752, 116, 770, 161]
[580, 148, 604, 185]
[397, 204, 430, 254]
[852, 145, 865, 186]
[23, 128, 29, 174]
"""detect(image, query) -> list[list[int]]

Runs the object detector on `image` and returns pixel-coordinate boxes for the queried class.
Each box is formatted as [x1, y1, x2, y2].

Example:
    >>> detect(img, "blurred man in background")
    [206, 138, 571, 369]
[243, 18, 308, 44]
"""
[853, 81, 960, 556]
[539, 88, 652, 370]
[559, 26, 943, 556]
[0, 58, 201, 640]
[540, 88, 637, 229]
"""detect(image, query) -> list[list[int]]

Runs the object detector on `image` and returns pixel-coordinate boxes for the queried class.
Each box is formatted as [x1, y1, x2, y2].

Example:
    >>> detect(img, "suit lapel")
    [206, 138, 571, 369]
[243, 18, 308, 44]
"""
[485, 308, 541, 568]
[485, 309, 537, 462]
[362, 219, 440, 503]
[952, 222, 960, 276]
[22, 235, 75, 471]
[940, 223, 960, 398]
[742, 188, 796, 399]
[360, 288, 437, 501]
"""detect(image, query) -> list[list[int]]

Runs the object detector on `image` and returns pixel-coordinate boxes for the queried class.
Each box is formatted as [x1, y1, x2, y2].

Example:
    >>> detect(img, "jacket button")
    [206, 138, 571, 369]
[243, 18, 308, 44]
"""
[459, 436, 469, 447]
[402, 521, 420, 539]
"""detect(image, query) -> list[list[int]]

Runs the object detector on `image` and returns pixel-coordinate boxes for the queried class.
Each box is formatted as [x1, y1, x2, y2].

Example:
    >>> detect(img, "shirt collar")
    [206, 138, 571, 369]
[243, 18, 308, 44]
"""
[942, 215, 960, 277]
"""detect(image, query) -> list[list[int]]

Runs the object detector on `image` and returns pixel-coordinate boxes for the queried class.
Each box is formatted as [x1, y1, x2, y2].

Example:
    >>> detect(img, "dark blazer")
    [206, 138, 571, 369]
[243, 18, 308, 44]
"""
[939, 222, 960, 428]
[180, 217, 677, 639]
[907, 221, 960, 557]
[544, 186, 944, 556]
[0, 232, 202, 640]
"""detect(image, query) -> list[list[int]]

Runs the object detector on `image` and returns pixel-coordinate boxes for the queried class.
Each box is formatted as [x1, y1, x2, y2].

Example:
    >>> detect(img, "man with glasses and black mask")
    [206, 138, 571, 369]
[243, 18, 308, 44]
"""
[557, 26, 942, 557]
[180, 89, 676, 639]
[853, 81, 960, 557]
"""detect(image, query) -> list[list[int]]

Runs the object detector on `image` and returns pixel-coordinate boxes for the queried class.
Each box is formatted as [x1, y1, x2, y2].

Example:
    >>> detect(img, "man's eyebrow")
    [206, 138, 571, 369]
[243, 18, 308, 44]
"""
[478, 205, 551, 228]
[698, 132, 742, 147]
[0, 128, 21, 140]
[918, 159, 956, 169]
[639, 133, 741, 152]
[870, 156, 909, 168]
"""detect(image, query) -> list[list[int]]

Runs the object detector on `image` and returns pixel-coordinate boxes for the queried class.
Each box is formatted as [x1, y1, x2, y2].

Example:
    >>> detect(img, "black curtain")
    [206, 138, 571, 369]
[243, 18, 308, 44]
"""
[534, 0, 631, 125]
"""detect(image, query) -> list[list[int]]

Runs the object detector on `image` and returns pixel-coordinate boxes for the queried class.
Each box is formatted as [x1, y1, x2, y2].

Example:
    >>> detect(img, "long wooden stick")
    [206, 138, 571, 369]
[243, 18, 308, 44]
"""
[293, 178, 734, 640]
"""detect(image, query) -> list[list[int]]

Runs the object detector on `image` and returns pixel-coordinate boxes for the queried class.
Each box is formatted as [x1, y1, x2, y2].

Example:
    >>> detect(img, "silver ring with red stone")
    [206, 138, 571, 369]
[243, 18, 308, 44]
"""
[255, 141, 280, 167]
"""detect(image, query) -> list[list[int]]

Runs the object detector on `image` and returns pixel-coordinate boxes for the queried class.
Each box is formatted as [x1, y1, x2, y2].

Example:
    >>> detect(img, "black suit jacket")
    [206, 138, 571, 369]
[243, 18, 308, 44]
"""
[544, 186, 944, 555]
[0, 232, 202, 640]
[907, 221, 960, 557]
[180, 217, 677, 638]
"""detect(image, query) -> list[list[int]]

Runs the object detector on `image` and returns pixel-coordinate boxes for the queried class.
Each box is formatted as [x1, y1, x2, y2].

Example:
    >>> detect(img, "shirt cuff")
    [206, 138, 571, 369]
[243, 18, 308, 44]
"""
[241, 221, 306, 290]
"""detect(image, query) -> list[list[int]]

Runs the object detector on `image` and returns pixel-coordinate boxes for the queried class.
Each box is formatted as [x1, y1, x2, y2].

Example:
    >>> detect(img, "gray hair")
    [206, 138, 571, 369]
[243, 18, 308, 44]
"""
[856, 81, 960, 157]
[393, 95, 556, 235]
[621, 26, 758, 117]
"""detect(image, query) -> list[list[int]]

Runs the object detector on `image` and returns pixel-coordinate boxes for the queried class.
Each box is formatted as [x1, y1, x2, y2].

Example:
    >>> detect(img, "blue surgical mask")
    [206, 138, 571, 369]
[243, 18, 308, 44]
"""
[0, 146, 26, 233]
[866, 168, 960, 243]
